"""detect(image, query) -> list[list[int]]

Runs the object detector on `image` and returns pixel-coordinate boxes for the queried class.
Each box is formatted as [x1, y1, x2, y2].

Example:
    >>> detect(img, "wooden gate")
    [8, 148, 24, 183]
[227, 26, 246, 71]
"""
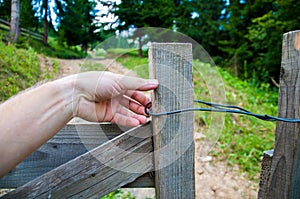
[0, 43, 195, 199]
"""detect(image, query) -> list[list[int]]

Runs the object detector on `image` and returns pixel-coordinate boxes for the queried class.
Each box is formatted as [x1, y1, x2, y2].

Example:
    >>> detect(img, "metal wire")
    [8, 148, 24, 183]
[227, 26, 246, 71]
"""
[145, 100, 300, 123]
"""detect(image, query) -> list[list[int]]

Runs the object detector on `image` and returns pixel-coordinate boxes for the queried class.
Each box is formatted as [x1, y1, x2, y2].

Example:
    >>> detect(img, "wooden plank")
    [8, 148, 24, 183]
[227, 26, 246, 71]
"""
[267, 30, 300, 199]
[149, 43, 195, 199]
[258, 150, 273, 199]
[0, 123, 126, 188]
[1, 122, 154, 198]
[125, 172, 154, 188]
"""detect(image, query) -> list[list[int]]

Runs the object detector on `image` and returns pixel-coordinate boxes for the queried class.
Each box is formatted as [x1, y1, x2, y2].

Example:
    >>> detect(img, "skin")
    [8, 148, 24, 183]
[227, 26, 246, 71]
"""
[0, 71, 158, 177]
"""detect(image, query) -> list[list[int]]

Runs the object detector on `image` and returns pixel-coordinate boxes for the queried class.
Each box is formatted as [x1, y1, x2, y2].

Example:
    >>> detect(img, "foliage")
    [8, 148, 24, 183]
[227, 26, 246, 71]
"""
[101, 189, 135, 199]
[20, 0, 39, 30]
[0, 41, 58, 101]
[18, 36, 86, 59]
[176, 0, 227, 57]
[0, 0, 11, 21]
[58, 0, 99, 52]
[102, 0, 180, 57]
[212, 67, 277, 180]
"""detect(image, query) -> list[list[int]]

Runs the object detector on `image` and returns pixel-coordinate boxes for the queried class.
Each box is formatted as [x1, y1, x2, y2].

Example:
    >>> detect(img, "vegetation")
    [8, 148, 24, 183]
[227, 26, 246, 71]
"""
[0, 40, 59, 101]
[24, 36, 86, 59]
[100, 0, 299, 85]
[101, 189, 135, 199]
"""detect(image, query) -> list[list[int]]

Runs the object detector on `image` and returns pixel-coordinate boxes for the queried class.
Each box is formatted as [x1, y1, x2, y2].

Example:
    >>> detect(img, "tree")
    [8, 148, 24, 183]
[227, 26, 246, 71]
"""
[1, 0, 39, 31]
[176, 0, 227, 58]
[32, 0, 64, 44]
[106, 0, 178, 57]
[58, 0, 99, 52]
[0, 0, 11, 21]
[218, 0, 275, 81]
[10, 0, 20, 43]
[245, 0, 300, 82]
[20, 0, 39, 30]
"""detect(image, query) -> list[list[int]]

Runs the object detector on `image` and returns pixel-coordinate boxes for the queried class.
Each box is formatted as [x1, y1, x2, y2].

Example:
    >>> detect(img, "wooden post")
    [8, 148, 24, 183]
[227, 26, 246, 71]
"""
[267, 30, 300, 199]
[149, 43, 195, 199]
[258, 150, 273, 199]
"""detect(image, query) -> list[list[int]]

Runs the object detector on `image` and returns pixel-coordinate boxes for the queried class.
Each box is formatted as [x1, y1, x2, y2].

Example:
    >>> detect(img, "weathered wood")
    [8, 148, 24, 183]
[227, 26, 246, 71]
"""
[124, 172, 154, 188]
[149, 43, 195, 199]
[1, 122, 154, 199]
[267, 30, 300, 199]
[258, 150, 273, 199]
[0, 123, 126, 188]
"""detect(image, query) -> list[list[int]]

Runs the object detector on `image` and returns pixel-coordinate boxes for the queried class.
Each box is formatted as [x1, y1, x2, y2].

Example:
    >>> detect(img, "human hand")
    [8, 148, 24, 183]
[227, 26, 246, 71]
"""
[72, 71, 158, 126]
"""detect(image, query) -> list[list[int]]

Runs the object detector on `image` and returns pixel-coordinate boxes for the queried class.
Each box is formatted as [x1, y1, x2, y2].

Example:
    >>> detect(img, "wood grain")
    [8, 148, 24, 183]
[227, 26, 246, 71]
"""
[267, 30, 300, 199]
[149, 43, 195, 199]
[0, 123, 125, 188]
[1, 122, 153, 198]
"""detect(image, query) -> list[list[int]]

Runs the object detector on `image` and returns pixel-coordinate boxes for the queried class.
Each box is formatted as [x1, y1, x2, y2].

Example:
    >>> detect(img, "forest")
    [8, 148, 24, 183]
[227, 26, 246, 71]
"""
[1, 0, 299, 84]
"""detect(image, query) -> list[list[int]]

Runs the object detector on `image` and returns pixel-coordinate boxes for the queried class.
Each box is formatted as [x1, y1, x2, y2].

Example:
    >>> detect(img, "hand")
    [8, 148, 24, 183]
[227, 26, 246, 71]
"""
[73, 71, 158, 126]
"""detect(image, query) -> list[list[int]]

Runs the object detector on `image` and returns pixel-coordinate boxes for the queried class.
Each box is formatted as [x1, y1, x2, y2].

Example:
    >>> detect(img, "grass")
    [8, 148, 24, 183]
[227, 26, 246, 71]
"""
[110, 49, 277, 181]
[0, 28, 86, 59]
[23, 36, 86, 59]
[0, 41, 59, 101]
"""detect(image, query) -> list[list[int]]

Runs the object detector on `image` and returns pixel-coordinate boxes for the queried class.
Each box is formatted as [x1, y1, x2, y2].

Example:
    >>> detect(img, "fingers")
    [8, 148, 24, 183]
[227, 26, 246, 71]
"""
[111, 106, 147, 127]
[124, 90, 150, 106]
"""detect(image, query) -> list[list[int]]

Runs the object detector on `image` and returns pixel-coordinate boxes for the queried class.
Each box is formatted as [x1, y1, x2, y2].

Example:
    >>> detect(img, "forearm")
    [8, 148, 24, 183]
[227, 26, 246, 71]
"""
[0, 75, 76, 177]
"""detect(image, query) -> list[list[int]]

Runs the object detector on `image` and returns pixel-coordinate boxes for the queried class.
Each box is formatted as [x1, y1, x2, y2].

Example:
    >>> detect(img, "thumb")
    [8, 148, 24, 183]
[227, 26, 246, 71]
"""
[119, 76, 159, 91]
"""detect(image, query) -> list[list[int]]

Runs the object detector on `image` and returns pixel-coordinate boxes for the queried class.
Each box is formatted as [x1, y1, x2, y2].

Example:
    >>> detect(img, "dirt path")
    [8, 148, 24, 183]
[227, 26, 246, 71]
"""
[56, 58, 258, 199]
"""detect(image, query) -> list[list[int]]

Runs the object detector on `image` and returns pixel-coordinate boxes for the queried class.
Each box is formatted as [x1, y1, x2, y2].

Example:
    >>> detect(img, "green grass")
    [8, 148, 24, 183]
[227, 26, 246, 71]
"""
[23, 37, 86, 59]
[0, 41, 58, 101]
[110, 49, 277, 181]
[0, 28, 86, 59]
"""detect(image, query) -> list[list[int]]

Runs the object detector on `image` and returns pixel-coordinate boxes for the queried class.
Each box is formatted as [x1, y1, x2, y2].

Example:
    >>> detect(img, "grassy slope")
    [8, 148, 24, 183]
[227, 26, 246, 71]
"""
[0, 31, 85, 101]
[0, 41, 59, 101]
[115, 49, 277, 181]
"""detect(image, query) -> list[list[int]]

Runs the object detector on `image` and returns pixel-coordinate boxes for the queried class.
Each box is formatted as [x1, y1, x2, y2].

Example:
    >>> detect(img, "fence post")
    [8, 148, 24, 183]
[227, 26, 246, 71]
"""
[149, 43, 195, 199]
[267, 30, 300, 199]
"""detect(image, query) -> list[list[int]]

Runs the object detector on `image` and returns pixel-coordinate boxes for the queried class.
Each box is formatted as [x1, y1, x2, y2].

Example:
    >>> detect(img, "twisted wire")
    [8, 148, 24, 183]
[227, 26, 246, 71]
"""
[145, 100, 300, 123]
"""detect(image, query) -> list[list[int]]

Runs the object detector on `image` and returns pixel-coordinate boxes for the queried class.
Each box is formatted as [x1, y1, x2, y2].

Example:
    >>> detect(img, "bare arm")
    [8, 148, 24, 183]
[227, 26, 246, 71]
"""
[0, 71, 158, 177]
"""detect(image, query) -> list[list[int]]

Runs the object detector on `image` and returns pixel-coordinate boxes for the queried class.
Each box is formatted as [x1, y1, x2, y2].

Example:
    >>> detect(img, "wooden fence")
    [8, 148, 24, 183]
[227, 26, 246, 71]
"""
[2, 30, 300, 199]
[0, 43, 195, 199]
[258, 30, 300, 199]
[0, 18, 43, 41]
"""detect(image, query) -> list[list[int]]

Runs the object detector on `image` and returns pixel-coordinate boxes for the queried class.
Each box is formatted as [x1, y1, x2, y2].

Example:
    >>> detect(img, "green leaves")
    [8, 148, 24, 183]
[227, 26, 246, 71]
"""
[58, 0, 99, 52]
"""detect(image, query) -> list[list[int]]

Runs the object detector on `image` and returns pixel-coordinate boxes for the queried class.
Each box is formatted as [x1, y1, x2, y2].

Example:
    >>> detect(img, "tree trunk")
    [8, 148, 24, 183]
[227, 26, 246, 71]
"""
[43, 0, 48, 44]
[10, 0, 20, 43]
[138, 36, 143, 57]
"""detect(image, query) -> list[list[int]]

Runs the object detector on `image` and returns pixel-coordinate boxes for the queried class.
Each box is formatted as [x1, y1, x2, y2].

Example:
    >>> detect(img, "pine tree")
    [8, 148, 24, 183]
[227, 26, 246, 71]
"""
[58, 0, 98, 52]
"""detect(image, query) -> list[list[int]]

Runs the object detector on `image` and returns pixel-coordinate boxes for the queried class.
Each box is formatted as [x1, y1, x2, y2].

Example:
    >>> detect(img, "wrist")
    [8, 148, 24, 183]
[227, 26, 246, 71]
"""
[53, 74, 80, 119]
